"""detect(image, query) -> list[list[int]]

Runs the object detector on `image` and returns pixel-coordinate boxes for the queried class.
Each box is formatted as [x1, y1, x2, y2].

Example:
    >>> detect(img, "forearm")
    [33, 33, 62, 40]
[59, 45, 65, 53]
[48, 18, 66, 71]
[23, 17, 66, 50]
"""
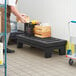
[10, 6, 26, 23]
[10, 6, 21, 18]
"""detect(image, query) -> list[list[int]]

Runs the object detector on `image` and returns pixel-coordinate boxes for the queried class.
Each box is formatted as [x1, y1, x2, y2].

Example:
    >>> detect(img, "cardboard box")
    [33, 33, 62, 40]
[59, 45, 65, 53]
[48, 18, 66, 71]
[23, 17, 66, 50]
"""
[34, 34, 51, 38]
[0, 8, 3, 33]
[34, 25, 51, 38]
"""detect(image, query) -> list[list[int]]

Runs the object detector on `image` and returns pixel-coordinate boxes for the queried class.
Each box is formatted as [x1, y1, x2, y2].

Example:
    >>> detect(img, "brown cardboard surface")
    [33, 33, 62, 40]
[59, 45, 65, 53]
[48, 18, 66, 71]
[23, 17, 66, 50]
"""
[0, 11, 2, 33]
[0, 8, 3, 33]
[34, 25, 51, 38]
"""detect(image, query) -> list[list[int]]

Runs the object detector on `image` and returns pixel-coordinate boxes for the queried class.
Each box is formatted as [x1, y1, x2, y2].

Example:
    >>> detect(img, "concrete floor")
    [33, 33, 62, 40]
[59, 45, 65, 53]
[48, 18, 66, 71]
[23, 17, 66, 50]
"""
[0, 44, 76, 76]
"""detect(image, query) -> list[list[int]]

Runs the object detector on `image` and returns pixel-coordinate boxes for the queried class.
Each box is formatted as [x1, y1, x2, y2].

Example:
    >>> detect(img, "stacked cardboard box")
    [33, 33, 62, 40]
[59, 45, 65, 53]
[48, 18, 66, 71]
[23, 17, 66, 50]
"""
[34, 24, 51, 38]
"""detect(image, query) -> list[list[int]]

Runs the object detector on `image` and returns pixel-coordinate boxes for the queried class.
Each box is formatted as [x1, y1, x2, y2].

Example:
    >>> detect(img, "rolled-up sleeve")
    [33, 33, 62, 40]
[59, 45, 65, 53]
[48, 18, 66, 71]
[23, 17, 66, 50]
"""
[7, 0, 16, 6]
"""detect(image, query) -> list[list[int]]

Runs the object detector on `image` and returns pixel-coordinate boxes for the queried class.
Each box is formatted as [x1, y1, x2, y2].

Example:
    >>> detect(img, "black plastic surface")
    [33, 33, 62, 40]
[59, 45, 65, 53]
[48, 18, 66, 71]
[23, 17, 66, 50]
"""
[10, 30, 24, 39]
[17, 34, 66, 47]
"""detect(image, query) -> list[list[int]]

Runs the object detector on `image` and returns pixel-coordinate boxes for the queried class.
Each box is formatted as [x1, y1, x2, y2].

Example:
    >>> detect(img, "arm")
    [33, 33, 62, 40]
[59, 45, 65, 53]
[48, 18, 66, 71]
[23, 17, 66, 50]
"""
[10, 6, 26, 23]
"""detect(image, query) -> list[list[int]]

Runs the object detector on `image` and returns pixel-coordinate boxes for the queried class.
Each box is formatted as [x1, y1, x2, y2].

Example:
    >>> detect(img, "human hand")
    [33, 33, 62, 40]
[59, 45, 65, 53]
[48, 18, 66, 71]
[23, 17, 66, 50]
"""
[17, 14, 30, 23]
[19, 15, 26, 23]
[22, 14, 30, 23]
[16, 15, 26, 23]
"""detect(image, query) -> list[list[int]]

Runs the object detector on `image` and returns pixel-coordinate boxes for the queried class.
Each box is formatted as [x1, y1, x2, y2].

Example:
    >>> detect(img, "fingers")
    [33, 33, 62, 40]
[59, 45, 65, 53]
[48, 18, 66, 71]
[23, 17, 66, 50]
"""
[16, 14, 30, 23]
[21, 16, 26, 23]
